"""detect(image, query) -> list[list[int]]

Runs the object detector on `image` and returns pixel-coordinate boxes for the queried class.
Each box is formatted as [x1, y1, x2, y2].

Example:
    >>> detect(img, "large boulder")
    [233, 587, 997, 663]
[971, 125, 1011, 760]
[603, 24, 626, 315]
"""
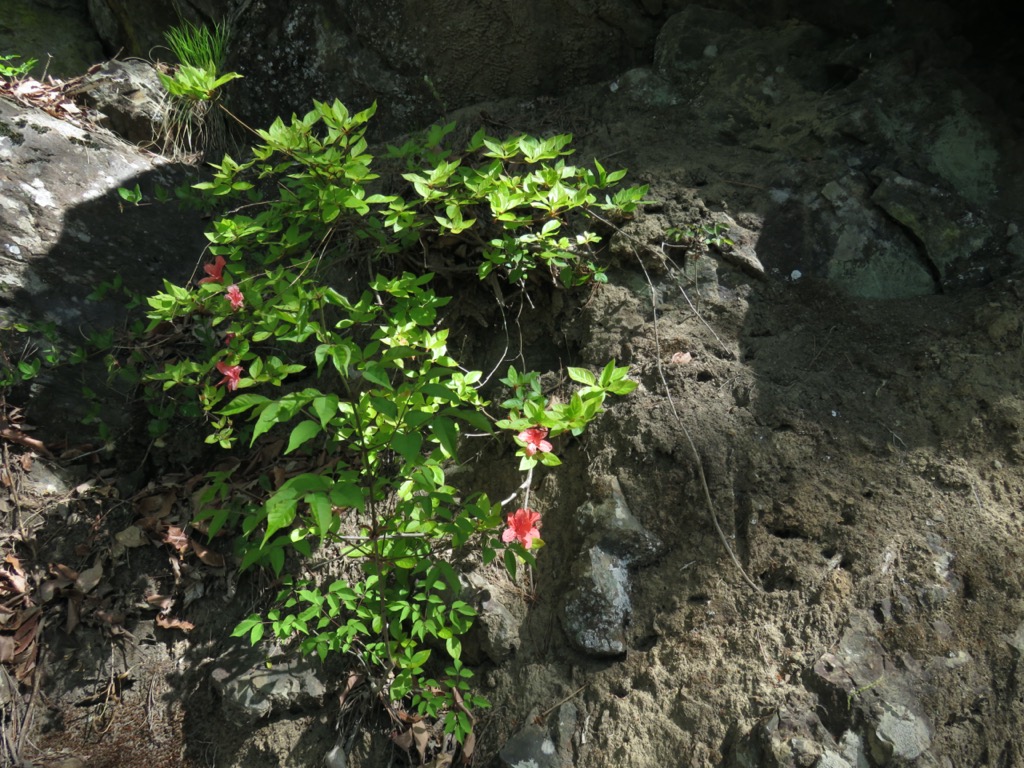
[1, 0, 105, 80]
[225, 0, 662, 137]
[0, 97, 207, 438]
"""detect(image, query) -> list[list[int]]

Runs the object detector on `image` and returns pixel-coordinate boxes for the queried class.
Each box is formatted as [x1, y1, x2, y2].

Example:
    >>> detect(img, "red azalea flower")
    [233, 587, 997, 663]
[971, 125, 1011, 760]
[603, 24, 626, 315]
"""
[502, 508, 541, 548]
[199, 256, 226, 284]
[517, 426, 553, 457]
[226, 284, 244, 311]
[215, 361, 243, 392]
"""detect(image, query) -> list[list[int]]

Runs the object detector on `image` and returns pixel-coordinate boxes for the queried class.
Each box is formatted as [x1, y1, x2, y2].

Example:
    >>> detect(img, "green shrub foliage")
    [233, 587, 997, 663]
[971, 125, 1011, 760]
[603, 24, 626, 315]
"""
[143, 99, 642, 742]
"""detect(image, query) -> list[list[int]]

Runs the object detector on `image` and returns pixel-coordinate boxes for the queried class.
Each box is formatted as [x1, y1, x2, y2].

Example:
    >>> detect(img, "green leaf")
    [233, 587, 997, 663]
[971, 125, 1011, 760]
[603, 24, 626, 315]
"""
[311, 394, 338, 428]
[330, 483, 365, 513]
[232, 615, 265, 645]
[408, 649, 431, 669]
[567, 366, 596, 386]
[445, 635, 462, 661]
[392, 431, 423, 464]
[286, 419, 321, 454]
[432, 416, 458, 459]
[263, 492, 296, 545]
[503, 548, 517, 580]
[361, 362, 392, 389]
[308, 494, 334, 538]
[251, 401, 282, 443]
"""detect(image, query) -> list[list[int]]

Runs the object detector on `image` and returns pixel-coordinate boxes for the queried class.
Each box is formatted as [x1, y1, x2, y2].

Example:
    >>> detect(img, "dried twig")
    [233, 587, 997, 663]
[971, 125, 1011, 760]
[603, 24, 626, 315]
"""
[591, 212, 761, 592]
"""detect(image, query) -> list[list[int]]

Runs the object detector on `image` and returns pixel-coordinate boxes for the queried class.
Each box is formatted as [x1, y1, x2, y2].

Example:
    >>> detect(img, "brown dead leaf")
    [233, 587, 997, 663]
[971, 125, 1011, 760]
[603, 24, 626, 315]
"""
[93, 609, 126, 626]
[412, 720, 430, 763]
[145, 594, 173, 612]
[52, 563, 78, 581]
[136, 515, 164, 532]
[460, 731, 475, 764]
[14, 651, 37, 682]
[13, 611, 41, 654]
[39, 577, 72, 603]
[0, 634, 14, 663]
[338, 672, 365, 709]
[75, 562, 103, 594]
[390, 727, 414, 752]
[19, 453, 33, 472]
[65, 596, 80, 634]
[0, 427, 52, 457]
[114, 525, 148, 548]
[162, 526, 189, 553]
[1, 555, 27, 595]
[136, 491, 176, 518]
[0, 570, 27, 596]
[189, 538, 225, 568]
[155, 613, 195, 633]
[14, 79, 43, 97]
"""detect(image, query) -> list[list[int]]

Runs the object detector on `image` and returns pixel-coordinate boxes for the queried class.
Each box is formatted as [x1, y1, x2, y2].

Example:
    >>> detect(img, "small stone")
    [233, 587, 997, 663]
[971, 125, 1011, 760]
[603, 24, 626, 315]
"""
[870, 701, 931, 762]
[561, 546, 630, 657]
[499, 724, 561, 768]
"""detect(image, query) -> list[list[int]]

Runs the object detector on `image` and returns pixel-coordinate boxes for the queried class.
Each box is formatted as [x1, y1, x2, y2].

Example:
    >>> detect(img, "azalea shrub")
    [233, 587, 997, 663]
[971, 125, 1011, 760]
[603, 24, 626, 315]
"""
[140, 98, 640, 744]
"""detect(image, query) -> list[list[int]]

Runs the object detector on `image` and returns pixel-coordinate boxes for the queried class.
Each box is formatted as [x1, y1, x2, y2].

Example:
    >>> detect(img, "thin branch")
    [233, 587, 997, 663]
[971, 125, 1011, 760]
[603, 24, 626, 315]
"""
[597, 221, 762, 592]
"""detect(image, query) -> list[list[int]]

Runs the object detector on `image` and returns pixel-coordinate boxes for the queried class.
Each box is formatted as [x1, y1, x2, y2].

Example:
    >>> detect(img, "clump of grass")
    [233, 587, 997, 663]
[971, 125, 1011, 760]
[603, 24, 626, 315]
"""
[160, 19, 237, 160]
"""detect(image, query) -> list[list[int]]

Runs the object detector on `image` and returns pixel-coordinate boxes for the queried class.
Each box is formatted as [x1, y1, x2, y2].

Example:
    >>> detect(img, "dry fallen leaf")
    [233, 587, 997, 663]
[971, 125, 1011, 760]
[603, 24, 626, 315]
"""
[0, 635, 15, 663]
[65, 596, 80, 634]
[136, 492, 176, 519]
[155, 613, 195, 633]
[189, 538, 225, 568]
[145, 594, 173, 612]
[114, 526, 148, 548]
[13, 611, 40, 655]
[75, 562, 103, 594]
[390, 727, 414, 752]
[93, 609, 126, 626]
[39, 577, 73, 603]
[412, 720, 430, 763]
[53, 563, 78, 581]
[460, 731, 475, 764]
[162, 526, 189, 553]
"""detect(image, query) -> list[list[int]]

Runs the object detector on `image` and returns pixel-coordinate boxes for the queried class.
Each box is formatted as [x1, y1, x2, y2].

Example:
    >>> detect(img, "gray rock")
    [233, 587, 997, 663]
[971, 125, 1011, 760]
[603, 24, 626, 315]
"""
[0, 97, 206, 442]
[869, 701, 931, 764]
[210, 646, 329, 725]
[227, 0, 660, 139]
[81, 59, 168, 146]
[577, 476, 665, 567]
[87, 0, 211, 63]
[499, 723, 561, 768]
[654, 6, 753, 80]
[817, 751, 852, 768]
[560, 477, 666, 657]
[561, 545, 630, 657]
[463, 572, 521, 664]
[839, 730, 870, 768]
[871, 170, 998, 289]
[0, 0, 105, 80]
[817, 174, 936, 299]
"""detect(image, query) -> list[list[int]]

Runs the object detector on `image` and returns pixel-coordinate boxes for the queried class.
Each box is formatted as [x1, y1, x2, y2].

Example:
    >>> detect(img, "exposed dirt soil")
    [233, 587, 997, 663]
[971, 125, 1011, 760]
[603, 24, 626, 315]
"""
[3, 10, 1024, 768]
